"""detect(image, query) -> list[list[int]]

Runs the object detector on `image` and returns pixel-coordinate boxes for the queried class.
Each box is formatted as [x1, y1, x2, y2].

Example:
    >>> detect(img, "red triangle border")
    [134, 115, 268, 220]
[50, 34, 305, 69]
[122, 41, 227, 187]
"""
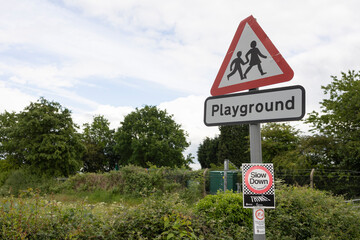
[210, 15, 294, 96]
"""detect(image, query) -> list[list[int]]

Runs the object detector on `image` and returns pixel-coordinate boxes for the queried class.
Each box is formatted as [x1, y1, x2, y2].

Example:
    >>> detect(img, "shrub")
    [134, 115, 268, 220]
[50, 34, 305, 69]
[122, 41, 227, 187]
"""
[0, 191, 109, 239]
[0, 191, 198, 239]
[120, 165, 165, 196]
[112, 193, 198, 239]
[195, 191, 252, 227]
[266, 184, 360, 239]
[1, 186, 359, 239]
[58, 165, 205, 200]
[194, 191, 252, 239]
[0, 167, 57, 196]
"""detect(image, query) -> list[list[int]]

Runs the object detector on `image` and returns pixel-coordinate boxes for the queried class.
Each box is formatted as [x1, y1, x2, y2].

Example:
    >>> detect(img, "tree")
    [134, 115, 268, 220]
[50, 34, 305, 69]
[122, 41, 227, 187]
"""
[217, 125, 250, 167]
[197, 136, 220, 169]
[82, 116, 116, 172]
[306, 70, 360, 170]
[0, 111, 16, 161]
[261, 123, 301, 163]
[82, 115, 117, 172]
[114, 105, 190, 168]
[261, 123, 311, 185]
[0, 98, 84, 177]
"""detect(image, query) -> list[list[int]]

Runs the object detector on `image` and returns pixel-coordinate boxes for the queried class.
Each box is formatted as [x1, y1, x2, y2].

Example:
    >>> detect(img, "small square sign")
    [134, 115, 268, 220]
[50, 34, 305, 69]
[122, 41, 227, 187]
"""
[242, 163, 275, 208]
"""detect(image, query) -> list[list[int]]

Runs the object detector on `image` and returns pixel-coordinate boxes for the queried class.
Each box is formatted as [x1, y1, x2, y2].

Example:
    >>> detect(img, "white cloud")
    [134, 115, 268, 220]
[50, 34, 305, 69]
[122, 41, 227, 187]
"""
[0, 81, 36, 113]
[2, 0, 360, 103]
[73, 104, 134, 130]
[1, 0, 360, 168]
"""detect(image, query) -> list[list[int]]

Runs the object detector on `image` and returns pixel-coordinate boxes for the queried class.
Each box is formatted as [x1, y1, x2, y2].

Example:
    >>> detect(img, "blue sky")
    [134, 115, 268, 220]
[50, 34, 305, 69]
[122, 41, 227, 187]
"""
[1, 0, 360, 169]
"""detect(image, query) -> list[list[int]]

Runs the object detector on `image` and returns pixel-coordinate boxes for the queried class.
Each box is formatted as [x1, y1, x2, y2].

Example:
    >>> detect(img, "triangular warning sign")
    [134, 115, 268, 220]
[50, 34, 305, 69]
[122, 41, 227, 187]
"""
[211, 15, 294, 96]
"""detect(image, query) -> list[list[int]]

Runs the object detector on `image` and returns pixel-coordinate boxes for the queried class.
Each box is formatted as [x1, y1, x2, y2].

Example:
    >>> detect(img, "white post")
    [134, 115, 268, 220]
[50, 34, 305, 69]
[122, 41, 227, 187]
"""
[310, 168, 315, 188]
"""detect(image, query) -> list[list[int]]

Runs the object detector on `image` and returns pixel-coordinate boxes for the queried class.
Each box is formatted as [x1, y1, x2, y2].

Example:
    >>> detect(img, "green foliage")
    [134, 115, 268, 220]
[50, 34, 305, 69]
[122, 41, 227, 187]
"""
[0, 98, 84, 177]
[307, 70, 360, 136]
[112, 193, 197, 239]
[58, 165, 205, 200]
[218, 125, 250, 167]
[0, 160, 13, 186]
[306, 70, 360, 171]
[195, 191, 252, 227]
[0, 191, 249, 240]
[1, 183, 360, 239]
[81, 115, 117, 172]
[261, 123, 313, 186]
[161, 212, 198, 240]
[0, 167, 57, 196]
[120, 165, 165, 196]
[197, 136, 220, 169]
[197, 125, 249, 169]
[266, 184, 360, 239]
[0, 111, 16, 160]
[302, 70, 360, 196]
[114, 105, 190, 168]
[0, 190, 114, 239]
[261, 123, 301, 163]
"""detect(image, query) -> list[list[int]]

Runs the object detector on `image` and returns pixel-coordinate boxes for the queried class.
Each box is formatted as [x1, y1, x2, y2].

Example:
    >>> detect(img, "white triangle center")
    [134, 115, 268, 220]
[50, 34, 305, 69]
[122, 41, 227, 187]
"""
[219, 23, 283, 88]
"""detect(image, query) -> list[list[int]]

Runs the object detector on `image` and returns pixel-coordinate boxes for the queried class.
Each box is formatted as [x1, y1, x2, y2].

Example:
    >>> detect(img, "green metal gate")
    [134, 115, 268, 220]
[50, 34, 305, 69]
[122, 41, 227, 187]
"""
[209, 171, 238, 194]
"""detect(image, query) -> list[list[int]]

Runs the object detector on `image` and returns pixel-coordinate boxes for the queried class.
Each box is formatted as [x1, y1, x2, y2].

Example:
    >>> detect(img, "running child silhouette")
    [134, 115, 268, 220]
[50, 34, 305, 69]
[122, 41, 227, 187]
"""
[243, 40, 267, 79]
[227, 51, 247, 80]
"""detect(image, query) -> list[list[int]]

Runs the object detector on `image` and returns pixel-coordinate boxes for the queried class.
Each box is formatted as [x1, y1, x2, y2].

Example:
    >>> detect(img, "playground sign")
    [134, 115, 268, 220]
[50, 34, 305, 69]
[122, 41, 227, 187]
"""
[204, 85, 305, 126]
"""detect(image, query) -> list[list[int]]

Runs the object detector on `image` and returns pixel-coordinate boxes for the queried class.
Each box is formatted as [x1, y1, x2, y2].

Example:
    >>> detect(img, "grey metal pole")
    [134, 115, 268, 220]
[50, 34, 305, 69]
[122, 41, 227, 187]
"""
[250, 123, 263, 163]
[224, 159, 229, 192]
[249, 88, 265, 240]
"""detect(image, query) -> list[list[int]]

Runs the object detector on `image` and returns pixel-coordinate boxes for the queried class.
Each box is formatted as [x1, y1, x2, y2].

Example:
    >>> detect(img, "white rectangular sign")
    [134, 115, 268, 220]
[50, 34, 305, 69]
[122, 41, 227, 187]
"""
[253, 208, 266, 235]
[204, 85, 305, 126]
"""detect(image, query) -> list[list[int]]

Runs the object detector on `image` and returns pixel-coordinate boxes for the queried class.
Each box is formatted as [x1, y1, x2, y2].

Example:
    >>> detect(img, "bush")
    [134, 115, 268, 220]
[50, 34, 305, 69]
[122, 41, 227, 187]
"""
[0, 191, 198, 239]
[0, 167, 57, 196]
[195, 191, 252, 226]
[58, 165, 205, 200]
[0, 192, 113, 239]
[1, 186, 360, 239]
[120, 165, 165, 196]
[194, 191, 252, 239]
[112, 193, 198, 239]
[266, 184, 360, 239]
[0, 160, 13, 186]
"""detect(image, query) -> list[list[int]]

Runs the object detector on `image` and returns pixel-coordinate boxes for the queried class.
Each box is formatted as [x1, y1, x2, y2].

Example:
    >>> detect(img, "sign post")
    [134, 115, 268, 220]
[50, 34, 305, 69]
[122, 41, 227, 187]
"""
[249, 111, 265, 239]
[205, 15, 304, 240]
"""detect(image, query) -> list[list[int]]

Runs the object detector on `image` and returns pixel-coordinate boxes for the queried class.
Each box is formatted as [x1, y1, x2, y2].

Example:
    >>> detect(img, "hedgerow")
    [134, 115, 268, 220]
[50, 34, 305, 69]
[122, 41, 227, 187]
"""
[1, 168, 359, 239]
[57, 165, 204, 199]
[266, 184, 360, 239]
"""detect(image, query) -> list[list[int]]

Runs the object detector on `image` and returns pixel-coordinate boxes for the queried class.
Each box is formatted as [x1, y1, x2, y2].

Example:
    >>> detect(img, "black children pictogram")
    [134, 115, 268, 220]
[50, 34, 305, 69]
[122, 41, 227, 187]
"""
[243, 40, 267, 79]
[227, 51, 248, 80]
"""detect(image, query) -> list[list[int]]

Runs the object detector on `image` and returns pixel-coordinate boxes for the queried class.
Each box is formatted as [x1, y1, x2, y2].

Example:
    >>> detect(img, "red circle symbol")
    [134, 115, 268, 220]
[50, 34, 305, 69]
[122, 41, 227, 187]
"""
[245, 166, 273, 194]
[255, 209, 265, 221]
